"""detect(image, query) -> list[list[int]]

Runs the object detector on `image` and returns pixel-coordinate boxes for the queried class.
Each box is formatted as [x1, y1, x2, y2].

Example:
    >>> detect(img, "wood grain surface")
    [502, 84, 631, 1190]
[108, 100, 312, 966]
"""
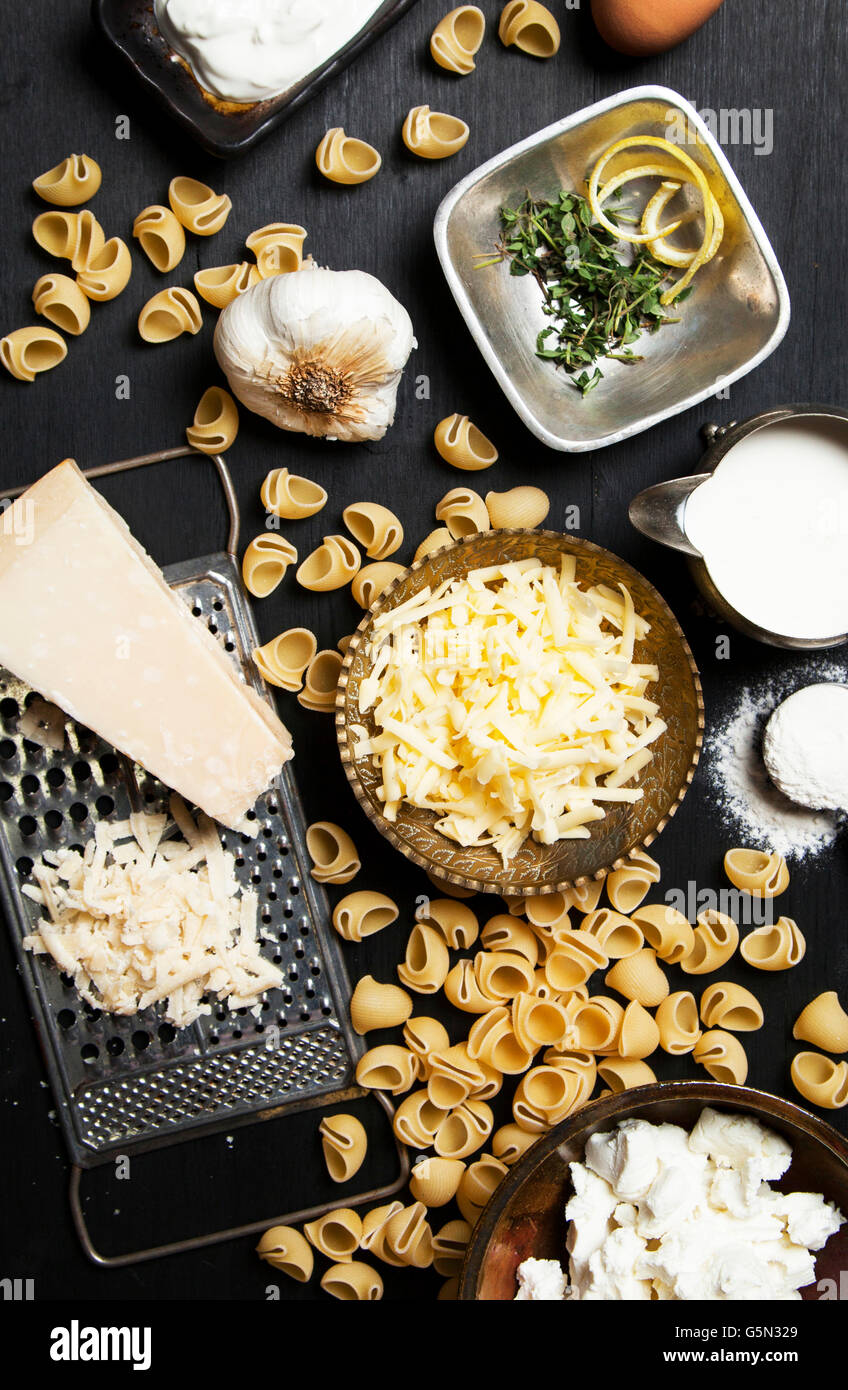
[0, 0, 846, 1301]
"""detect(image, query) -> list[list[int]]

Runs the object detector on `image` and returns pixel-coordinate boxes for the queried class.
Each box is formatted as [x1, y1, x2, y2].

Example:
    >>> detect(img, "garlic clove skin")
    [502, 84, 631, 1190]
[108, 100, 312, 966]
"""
[213, 267, 416, 443]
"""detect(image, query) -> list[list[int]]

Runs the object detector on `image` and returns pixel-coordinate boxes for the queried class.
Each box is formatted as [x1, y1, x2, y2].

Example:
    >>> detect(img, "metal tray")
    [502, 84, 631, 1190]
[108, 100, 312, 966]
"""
[0, 447, 408, 1264]
[92, 0, 418, 157]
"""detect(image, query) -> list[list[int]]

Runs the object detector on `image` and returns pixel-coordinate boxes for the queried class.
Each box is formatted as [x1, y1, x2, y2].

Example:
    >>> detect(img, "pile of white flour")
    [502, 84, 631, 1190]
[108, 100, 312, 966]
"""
[704, 663, 847, 861]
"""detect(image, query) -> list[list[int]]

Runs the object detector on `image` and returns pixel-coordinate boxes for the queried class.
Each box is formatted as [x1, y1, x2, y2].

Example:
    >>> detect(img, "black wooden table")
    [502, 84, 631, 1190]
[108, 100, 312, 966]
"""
[1, 0, 846, 1302]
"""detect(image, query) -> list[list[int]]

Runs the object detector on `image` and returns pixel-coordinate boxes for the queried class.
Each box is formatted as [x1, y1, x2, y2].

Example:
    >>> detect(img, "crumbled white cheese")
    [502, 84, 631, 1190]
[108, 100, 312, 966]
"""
[361, 558, 664, 864]
[22, 796, 282, 1029]
[515, 1108, 844, 1301]
[514, 1258, 566, 1301]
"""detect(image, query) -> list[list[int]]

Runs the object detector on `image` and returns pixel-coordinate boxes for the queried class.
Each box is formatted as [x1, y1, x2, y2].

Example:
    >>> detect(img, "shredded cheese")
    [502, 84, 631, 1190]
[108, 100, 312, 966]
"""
[360, 558, 665, 864]
[22, 796, 283, 1028]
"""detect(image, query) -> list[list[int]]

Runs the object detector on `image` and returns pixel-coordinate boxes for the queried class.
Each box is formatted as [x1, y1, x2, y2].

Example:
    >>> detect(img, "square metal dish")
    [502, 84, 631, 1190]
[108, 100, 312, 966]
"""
[92, 0, 417, 157]
[434, 85, 790, 452]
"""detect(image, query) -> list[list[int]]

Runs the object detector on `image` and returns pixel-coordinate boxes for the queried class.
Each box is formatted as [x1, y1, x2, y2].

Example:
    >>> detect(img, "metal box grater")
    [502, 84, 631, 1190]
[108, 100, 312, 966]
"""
[0, 448, 407, 1264]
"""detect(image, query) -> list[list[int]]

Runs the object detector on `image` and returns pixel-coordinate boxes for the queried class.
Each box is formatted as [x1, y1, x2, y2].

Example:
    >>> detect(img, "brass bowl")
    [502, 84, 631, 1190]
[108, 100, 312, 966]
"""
[459, 1082, 848, 1300]
[336, 529, 704, 896]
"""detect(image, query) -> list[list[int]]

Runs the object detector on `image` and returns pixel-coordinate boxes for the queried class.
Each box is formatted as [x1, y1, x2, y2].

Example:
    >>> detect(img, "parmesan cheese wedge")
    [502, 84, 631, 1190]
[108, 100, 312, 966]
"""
[0, 460, 292, 830]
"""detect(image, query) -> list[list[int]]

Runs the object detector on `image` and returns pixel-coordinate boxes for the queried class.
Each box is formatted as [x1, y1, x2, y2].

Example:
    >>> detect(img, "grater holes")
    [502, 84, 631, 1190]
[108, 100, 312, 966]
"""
[69, 803, 88, 824]
[0, 782, 12, 802]
[18, 817, 36, 838]
[21, 775, 39, 795]
[0, 739, 16, 760]
[99, 752, 120, 778]
[158, 1024, 176, 1045]
[45, 809, 63, 831]
[95, 795, 115, 818]
[46, 767, 65, 790]
[72, 760, 91, 783]
[131, 1030, 151, 1052]
[0, 697, 19, 721]
[80, 1043, 99, 1062]
[106, 1037, 125, 1057]
[207, 619, 218, 635]
[58, 1009, 75, 1029]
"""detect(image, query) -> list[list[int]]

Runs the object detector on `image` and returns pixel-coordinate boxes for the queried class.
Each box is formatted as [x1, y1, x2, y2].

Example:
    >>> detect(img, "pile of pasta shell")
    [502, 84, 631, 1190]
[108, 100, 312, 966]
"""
[257, 834, 845, 1298]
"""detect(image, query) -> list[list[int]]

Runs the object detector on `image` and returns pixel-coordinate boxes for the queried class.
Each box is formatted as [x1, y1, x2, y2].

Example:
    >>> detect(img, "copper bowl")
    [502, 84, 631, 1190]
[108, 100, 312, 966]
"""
[336, 529, 704, 896]
[459, 1081, 848, 1300]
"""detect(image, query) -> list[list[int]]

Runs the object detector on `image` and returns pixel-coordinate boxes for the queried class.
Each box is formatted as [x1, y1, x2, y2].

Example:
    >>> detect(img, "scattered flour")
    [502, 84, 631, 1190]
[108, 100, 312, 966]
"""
[705, 663, 847, 861]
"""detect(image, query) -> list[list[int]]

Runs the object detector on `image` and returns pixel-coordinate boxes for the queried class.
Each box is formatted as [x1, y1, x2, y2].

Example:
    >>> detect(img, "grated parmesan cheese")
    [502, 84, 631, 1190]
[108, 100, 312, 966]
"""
[359, 557, 665, 864]
[22, 796, 283, 1029]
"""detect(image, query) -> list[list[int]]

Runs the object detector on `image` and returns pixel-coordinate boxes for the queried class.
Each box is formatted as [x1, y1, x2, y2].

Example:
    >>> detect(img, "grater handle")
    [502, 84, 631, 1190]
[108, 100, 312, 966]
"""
[0, 446, 240, 560]
[68, 1091, 410, 1268]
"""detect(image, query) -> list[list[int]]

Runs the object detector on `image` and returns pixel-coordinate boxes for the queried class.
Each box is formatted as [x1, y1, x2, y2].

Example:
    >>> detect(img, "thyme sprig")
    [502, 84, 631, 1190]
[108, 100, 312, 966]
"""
[479, 189, 688, 395]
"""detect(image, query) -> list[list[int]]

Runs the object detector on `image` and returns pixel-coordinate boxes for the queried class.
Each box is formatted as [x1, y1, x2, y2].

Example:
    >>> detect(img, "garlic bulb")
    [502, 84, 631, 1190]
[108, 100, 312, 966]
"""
[213, 266, 415, 443]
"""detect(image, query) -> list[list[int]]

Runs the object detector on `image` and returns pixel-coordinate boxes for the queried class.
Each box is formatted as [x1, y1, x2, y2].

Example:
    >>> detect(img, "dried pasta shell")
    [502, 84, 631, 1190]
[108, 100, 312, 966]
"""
[700, 982, 764, 1032]
[414, 527, 454, 562]
[410, 1157, 466, 1207]
[618, 1000, 661, 1059]
[544, 931, 609, 992]
[33, 153, 101, 207]
[793, 992, 848, 1053]
[403, 105, 470, 160]
[433, 413, 498, 471]
[316, 127, 382, 185]
[605, 950, 669, 1008]
[498, 0, 560, 57]
[480, 914, 537, 963]
[605, 849, 662, 914]
[392, 1088, 448, 1148]
[319, 1114, 368, 1182]
[435, 486, 490, 539]
[355, 1044, 419, 1096]
[525, 892, 572, 931]
[333, 891, 398, 942]
[724, 847, 790, 898]
[343, 502, 404, 560]
[469, 1058, 502, 1101]
[32, 211, 81, 259]
[570, 879, 605, 914]
[597, 1056, 657, 1093]
[430, 6, 486, 74]
[427, 1043, 486, 1109]
[298, 650, 344, 713]
[492, 1123, 538, 1166]
[434, 1099, 493, 1159]
[133, 205, 186, 272]
[246, 223, 308, 277]
[304, 1208, 363, 1262]
[256, 1225, 314, 1282]
[0, 326, 67, 382]
[693, 1029, 748, 1085]
[426, 869, 476, 899]
[467, 1006, 533, 1074]
[512, 992, 570, 1052]
[543, 1047, 597, 1090]
[740, 916, 806, 972]
[306, 820, 359, 884]
[485, 486, 550, 530]
[360, 1201, 404, 1262]
[241, 533, 297, 598]
[630, 903, 695, 965]
[138, 286, 202, 343]
[261, 467, 327, 520]
[790, 1053, 848, 1110]
[444, 958, 500, 1014]
[384, 1202, 433, 1268]
[403, 1015, 451, 1065]
[656, 991, 701, 1055]
[568, 996, 624, 1054]
[681, 910, 739, 975]
[514, 1065, 585, 1131]
[397, 922, 450, 994]
[417, 898, 478, 950]
[168, 176, 232, 235]
[432, 1219, 472, 1276]
[68, 210, 106, 273]
[475, 950, 535, 1001]
[186, 385, 239, 454]
[194, 261, 260, 309]
[253, 628, 316, 692]
[297, 534, 361, 591]
[321, 1261, 383, 1301]
[351, 562, 405, 609]
[350, 975, 412, 1034]
[582, 908, 643, 959]
[457, 1153, 508, 1225]
[76, 237, 132, 302]
[32, 274, 90, 335]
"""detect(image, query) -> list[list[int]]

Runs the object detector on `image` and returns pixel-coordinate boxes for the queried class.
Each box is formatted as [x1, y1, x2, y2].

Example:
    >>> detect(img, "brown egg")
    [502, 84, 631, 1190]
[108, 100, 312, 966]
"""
[591, 0, 725, 56]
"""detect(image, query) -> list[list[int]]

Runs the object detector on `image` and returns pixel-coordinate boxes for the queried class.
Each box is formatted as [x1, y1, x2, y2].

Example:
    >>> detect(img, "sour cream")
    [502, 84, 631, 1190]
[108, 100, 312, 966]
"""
[155, 0, 384, 104]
